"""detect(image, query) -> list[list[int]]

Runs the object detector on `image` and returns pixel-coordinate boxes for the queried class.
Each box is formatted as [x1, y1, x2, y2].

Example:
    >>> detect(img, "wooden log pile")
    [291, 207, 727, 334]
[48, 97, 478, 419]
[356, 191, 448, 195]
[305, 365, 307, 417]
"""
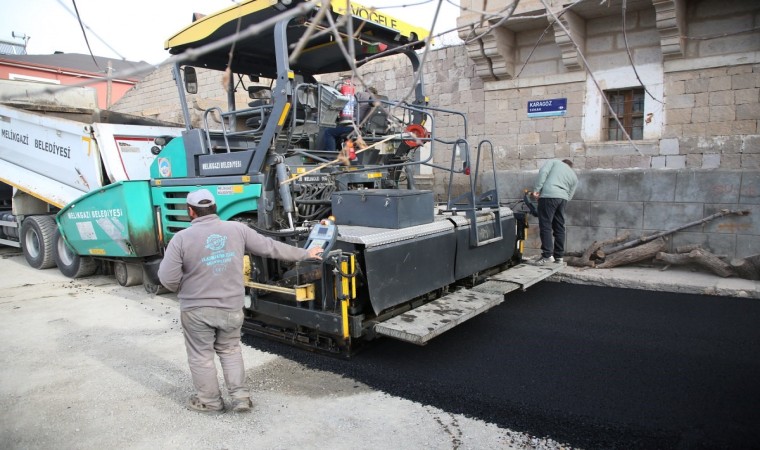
[564, 209, 759, 280]
[565, 235, 667, 269]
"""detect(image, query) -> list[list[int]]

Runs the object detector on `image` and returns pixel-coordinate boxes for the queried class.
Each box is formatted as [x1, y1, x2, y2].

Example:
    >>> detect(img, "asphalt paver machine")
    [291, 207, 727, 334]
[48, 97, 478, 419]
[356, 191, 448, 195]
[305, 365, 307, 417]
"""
[56, 0, 562, 354]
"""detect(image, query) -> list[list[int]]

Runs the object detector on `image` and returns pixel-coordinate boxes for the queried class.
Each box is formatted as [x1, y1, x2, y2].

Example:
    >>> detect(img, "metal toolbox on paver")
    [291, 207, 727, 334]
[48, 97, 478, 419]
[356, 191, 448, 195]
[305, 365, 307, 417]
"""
[331, 189, 434, 229]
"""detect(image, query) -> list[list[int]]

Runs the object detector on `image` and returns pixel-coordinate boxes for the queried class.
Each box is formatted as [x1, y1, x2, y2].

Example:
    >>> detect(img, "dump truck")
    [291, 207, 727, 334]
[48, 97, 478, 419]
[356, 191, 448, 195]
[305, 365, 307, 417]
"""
[0, 80, 183, 281]
[1, 0, 561, 354]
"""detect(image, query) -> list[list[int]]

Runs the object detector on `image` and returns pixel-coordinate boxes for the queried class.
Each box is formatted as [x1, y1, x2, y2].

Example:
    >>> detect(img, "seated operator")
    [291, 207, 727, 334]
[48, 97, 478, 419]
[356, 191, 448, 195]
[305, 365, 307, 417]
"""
[320, 86, 384, 151]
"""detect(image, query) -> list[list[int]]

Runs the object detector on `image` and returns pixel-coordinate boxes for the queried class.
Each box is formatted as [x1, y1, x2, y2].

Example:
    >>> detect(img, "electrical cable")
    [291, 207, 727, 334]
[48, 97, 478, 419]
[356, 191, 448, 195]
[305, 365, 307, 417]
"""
[462, 1, 520, 45]
[289, 0, 332, 64]
[70, 0, 101, 71]
[55, 0, 128, 62]
[539, 0, 643, 155]
[372, 0, 435, 10]
[0, 3, 314, 102]
[512, 1, 589, 79]
[514, 21, 554, 79]
[6, 0, 669, 161]
[329, 256, 357, 278]
[684, 26, 760, 40]
[621, 0, 663, 103]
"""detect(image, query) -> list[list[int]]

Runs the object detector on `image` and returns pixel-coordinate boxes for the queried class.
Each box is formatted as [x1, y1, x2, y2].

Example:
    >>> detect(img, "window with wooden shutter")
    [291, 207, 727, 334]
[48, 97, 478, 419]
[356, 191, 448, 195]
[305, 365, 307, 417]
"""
[604, 88, 645, 141]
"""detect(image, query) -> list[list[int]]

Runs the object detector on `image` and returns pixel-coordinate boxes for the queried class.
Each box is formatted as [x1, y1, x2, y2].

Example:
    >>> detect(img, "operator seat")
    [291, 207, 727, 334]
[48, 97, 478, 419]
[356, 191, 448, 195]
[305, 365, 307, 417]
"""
[357, 92, 389, 135]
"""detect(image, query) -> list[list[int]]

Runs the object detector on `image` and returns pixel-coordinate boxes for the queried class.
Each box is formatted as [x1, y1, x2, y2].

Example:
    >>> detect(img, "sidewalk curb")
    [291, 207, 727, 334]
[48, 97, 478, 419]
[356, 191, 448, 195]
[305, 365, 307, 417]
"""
[548, 266, 760, 300]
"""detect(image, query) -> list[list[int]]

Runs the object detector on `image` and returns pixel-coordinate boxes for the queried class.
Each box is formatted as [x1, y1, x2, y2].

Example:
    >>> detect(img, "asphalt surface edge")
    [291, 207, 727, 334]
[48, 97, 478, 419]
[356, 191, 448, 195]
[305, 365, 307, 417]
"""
[551, 265, 760, 299]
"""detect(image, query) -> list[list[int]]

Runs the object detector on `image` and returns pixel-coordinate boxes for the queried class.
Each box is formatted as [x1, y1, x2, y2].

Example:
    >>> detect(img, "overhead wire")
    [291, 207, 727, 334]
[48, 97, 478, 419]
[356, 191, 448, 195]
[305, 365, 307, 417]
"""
[538, 0, 643, 155]
[1, 0, 705, 198]
[513, 21, 554, 79]
[513, 0, 589, 78]
[457, 1, 519, 81]
[55, 0, 128, 63]
[372, 0, 435, 9]
[70, 0, 102, 71]
[0, 2, 315, 103]
[345, 0, 356, 65]
[683, 26, 760, 40]
[621, 0, 662, 103]
[462, 1, 520, 45]
[398, 0, 443, 105]
[289, 0, 332, 64]
[319, 3, 398, 139]
[2, 0, 677, 158]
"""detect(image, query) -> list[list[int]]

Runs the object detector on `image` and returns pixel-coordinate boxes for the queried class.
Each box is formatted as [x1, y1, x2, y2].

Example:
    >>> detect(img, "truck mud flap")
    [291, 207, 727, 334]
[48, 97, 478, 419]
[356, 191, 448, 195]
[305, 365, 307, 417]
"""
[374, 263, 564, 345]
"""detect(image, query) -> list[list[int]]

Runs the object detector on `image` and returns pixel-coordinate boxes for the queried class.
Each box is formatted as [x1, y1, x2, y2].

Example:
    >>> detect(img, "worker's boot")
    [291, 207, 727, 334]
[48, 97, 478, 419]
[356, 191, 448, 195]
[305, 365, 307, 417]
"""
[187, 394, 224, 414]
[231, 397, 253, 413]
[535, 256, 554, 265]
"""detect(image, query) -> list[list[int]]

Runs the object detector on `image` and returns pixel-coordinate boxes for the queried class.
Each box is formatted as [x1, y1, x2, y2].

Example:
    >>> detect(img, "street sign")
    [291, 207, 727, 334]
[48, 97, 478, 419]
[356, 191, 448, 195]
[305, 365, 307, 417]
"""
[527, 98, 567, 118]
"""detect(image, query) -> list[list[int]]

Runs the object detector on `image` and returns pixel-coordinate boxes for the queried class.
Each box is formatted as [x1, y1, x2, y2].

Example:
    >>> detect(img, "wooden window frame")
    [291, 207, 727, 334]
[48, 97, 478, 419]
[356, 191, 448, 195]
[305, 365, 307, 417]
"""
[604, 88, 644, 141]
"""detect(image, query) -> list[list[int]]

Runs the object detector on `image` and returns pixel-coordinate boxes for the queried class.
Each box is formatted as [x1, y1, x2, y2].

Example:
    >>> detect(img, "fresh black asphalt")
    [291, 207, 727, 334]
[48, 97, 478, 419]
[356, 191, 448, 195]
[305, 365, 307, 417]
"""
[246, 282, 760, 449]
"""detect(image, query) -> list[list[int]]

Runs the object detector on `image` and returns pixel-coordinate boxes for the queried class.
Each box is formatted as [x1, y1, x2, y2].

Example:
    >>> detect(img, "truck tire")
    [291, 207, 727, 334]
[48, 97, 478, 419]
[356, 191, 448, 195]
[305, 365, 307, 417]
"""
[114, 261, 143, 287]
[20, 215, 57, 269]
[53, 230, 98, 278]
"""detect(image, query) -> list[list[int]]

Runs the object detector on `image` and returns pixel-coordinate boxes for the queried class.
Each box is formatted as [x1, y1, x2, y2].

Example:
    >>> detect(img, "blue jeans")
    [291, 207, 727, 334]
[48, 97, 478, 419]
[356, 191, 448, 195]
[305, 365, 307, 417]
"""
[538, 197, 567, 259]
[180, 307, 249, 408]
[321, 126, 353, 150]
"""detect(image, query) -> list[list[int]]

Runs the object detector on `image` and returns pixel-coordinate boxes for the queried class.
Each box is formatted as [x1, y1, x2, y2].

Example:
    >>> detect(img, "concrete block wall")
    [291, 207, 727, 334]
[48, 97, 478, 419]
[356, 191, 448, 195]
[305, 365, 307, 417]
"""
[489, 169, 760, 260]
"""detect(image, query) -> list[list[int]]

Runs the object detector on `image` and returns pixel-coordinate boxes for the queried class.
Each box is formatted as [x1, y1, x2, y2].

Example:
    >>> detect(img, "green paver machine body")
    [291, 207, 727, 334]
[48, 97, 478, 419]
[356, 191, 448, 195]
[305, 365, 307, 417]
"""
[57, 179, 262, 257]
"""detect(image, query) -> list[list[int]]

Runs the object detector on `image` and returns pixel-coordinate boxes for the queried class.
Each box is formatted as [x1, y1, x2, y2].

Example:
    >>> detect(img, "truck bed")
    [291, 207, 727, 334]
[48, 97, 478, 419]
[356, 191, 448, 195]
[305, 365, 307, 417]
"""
[0, 103, 182, 208]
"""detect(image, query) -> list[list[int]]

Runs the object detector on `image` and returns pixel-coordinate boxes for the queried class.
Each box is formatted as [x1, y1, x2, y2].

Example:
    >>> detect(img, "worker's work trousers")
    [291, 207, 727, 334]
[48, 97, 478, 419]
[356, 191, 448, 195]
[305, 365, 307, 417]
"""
[538, 197, 568, 259]
[321, 125, 353, 150]
[181, 307, 249, 409]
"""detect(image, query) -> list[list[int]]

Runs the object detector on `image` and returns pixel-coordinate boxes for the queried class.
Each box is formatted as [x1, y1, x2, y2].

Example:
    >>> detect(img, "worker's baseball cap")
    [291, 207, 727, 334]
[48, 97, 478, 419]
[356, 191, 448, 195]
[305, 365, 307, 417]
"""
[186, 189, 216, 207]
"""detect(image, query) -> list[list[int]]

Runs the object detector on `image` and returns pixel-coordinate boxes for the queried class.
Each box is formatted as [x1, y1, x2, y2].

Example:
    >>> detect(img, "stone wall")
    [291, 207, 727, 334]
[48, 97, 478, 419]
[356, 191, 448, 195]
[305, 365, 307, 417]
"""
[111, 64, 180, 124]
[492, 169, 760, 260]
[663, 66, 760, 169]
[111, 64, 254, 127]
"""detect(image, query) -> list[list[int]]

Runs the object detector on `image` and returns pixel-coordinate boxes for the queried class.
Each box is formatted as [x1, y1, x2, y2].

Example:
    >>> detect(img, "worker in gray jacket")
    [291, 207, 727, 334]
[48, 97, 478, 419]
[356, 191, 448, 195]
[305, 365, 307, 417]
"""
[158, 189, 321, 414]
[531, 159, 578, 265]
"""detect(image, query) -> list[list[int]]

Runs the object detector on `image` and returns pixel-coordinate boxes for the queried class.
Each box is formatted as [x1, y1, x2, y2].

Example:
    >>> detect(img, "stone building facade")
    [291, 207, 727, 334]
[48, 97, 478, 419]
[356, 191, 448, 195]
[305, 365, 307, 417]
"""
[112, 0, 760, 259]
[449, 0, 760, 259]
